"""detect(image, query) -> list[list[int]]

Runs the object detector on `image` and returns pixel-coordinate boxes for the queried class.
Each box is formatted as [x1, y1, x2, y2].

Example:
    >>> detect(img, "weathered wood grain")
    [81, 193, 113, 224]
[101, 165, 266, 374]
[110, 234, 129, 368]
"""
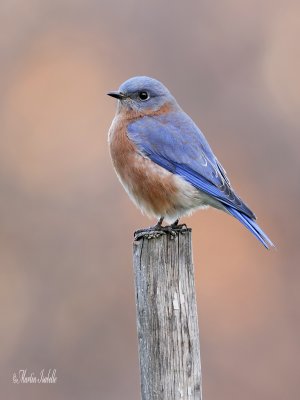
[133, 229, 202, 400]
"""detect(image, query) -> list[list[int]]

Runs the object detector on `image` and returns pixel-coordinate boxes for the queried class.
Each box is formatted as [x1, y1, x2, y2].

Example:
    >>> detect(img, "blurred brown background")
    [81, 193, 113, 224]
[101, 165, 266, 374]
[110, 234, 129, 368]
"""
[0, 1, 299, 399]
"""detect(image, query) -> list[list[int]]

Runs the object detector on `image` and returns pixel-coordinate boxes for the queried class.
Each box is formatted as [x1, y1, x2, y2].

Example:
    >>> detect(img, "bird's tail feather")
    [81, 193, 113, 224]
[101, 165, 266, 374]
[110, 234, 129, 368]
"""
[225, 205, 274, 249]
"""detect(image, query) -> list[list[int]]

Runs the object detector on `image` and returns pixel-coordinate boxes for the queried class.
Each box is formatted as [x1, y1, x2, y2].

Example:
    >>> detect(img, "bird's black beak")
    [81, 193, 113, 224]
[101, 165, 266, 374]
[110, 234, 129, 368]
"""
[107, 91, 126, 100]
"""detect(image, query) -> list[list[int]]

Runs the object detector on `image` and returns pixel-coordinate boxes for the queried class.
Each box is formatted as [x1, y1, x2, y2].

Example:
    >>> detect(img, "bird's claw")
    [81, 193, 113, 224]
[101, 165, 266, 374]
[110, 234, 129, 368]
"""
[170, 222, 188, 231]
[134, 223, 188, 240]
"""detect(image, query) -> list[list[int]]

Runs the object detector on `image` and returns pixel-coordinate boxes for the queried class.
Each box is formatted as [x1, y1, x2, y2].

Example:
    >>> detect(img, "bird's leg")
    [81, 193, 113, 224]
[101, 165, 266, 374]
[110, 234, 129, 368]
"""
[170, 219, 188, 231]
[154, 216, 164, 230]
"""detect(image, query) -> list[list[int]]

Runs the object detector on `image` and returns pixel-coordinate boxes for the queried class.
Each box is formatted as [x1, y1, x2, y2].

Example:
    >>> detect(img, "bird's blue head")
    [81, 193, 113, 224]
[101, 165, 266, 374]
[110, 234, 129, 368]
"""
[107, 76, 178, 114]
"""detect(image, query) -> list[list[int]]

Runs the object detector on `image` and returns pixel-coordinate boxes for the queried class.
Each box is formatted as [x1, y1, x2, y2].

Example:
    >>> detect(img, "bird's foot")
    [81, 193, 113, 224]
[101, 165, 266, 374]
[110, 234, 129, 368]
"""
[134, 220, 189, 240]
[134, 225, 173, 240]
[170, 220, 188, 232]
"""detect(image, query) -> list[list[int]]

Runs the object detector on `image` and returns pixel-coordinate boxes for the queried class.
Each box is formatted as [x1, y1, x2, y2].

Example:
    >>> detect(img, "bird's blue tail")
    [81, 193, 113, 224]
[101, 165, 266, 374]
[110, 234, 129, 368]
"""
[225, 206, 274, 249]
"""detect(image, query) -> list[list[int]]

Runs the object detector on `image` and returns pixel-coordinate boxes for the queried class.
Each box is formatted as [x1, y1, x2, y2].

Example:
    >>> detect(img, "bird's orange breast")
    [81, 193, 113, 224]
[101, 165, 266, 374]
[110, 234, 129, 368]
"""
[108, 112, 179, 218]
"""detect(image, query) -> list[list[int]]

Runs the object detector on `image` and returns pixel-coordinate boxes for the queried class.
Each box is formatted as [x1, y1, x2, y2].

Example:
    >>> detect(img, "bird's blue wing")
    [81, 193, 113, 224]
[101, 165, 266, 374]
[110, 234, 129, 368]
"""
[127, 111, 256, 219]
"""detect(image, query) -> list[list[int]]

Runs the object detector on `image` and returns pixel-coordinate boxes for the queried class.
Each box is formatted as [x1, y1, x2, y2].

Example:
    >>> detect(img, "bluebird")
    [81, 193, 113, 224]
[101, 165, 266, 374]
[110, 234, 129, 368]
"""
[107, 76, 273, 248]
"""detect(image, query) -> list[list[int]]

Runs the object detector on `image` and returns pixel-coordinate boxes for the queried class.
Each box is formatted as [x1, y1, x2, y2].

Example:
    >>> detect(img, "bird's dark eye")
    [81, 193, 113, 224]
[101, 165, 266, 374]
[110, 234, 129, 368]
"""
[138, 91, 149, 101]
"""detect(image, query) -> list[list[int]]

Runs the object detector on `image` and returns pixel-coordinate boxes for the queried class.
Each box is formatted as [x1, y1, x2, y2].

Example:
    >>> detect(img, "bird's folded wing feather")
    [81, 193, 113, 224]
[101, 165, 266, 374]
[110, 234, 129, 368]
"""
[127, 111, 256, 219]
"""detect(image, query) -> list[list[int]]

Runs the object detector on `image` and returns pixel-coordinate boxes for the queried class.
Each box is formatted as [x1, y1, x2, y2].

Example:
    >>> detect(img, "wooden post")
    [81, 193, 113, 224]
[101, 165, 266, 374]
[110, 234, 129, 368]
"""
[133, 228, 202, 400]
